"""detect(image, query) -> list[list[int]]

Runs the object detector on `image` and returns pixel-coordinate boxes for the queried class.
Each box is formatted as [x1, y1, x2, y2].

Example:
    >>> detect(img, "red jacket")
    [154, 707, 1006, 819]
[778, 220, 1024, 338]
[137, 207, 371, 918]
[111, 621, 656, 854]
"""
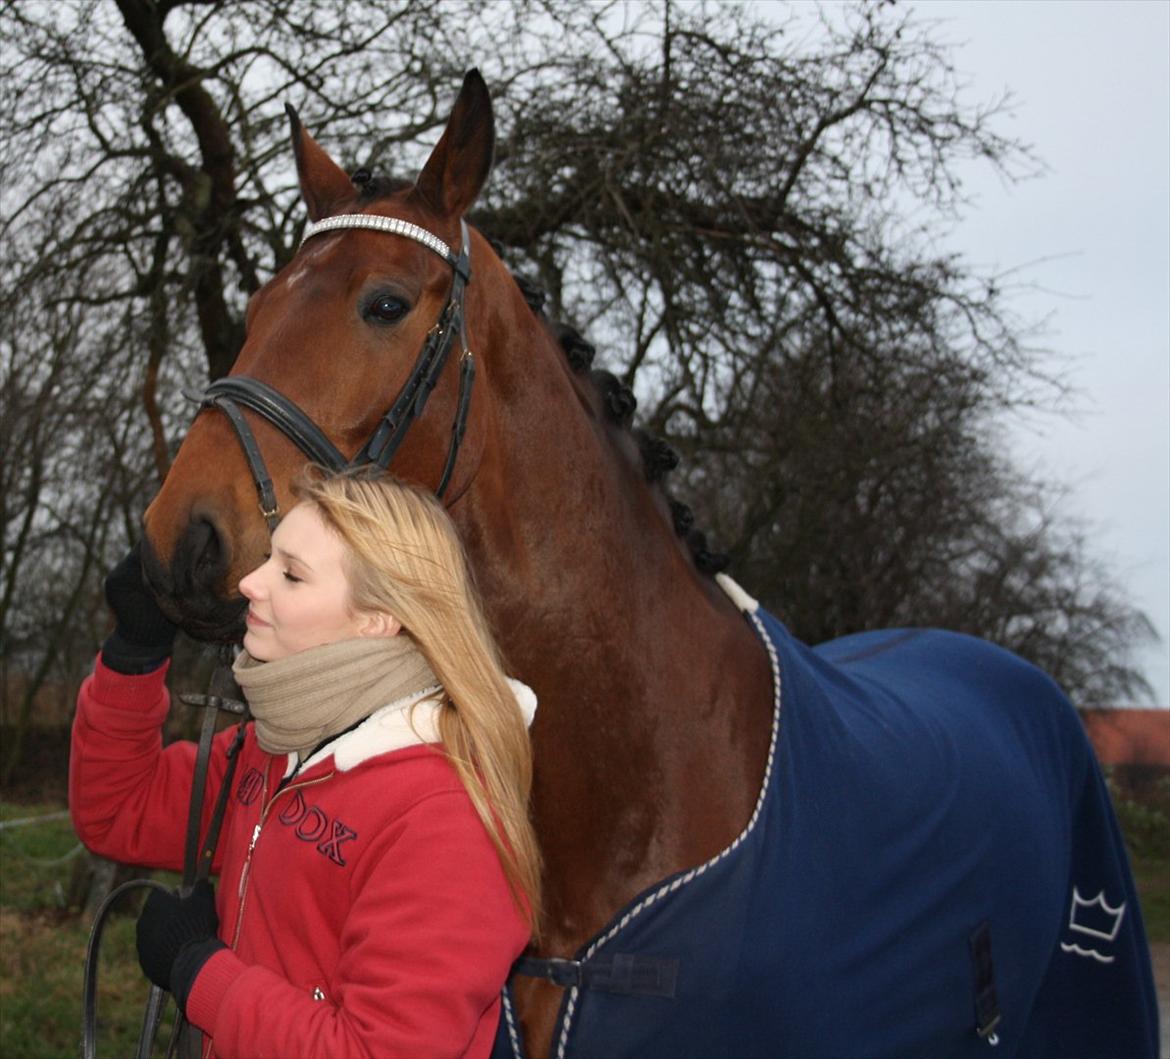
[70, 658, 529, 1058]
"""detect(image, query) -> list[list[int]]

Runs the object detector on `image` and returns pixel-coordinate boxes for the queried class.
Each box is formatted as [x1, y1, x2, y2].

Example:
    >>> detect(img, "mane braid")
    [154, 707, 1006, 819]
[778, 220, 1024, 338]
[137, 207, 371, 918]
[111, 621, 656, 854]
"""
[499, 252, 729, 575]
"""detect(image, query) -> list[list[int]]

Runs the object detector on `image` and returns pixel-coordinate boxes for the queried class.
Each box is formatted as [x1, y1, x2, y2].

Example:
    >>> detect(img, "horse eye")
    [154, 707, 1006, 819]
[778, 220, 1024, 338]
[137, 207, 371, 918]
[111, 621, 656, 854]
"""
[365, 293, 409, 324]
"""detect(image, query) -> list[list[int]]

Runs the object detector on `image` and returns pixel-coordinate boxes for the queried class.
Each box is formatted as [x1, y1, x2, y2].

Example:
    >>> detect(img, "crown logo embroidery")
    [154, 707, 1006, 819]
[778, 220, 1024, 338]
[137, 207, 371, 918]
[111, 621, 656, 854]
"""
[1060, 887, 1126, 963]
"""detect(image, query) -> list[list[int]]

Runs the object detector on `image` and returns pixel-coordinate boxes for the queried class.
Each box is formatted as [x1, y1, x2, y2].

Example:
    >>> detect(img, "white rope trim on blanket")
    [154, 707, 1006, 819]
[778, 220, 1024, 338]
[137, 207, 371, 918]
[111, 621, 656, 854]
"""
[300, 213, 456, 264]
[540, 609, 782, 1059]
[502, 981, 524, 1059]
[715, 572, 759, 614]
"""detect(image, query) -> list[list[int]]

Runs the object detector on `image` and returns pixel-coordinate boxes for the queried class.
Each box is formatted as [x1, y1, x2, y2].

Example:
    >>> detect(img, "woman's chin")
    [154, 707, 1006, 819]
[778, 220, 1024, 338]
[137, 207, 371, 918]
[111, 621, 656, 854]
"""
[242, 630, 272, 662]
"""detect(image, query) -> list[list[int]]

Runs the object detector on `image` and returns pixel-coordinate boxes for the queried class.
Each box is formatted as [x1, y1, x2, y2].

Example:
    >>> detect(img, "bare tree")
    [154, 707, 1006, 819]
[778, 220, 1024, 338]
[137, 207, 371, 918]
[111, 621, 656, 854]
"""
[0, 261, 151, 782]
[0, 0, 1156, 782]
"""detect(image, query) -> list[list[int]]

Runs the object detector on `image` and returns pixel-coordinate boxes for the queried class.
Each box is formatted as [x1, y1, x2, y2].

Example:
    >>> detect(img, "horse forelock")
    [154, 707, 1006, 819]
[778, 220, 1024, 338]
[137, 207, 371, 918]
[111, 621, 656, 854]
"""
[351, 170, 413, 202]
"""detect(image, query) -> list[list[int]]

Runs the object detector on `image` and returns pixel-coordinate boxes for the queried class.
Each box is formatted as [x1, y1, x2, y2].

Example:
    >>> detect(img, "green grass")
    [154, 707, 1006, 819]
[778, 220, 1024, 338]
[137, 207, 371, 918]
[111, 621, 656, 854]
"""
[1134, 857, 1170, 945]
[1110, 773, 1170, 944]
[0, 802, 173, 1059]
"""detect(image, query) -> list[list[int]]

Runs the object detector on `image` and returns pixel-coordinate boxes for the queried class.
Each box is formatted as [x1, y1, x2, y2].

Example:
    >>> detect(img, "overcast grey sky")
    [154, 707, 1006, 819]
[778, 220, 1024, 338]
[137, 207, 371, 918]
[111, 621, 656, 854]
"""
[892, 0, 1170, 705]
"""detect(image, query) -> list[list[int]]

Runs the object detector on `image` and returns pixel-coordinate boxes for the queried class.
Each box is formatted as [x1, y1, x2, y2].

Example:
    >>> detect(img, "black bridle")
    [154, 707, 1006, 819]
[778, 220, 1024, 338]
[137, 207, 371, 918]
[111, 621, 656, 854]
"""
[187, 216, 476, 530]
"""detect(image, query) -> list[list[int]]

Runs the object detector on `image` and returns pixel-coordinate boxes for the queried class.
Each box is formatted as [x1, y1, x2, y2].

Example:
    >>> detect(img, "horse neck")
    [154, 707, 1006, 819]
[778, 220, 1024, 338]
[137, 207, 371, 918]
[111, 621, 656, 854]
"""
[457, 271, 775, 952]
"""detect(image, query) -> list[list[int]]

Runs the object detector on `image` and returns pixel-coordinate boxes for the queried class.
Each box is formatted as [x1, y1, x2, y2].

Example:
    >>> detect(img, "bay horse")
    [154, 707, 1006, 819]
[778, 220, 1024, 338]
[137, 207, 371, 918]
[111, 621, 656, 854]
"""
[140, 71, 1158, 1057]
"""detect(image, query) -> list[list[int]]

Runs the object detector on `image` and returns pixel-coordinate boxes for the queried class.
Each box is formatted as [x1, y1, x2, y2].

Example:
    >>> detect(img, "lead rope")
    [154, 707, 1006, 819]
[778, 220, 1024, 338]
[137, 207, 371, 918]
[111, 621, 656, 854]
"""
[81, 650, 249, 1059]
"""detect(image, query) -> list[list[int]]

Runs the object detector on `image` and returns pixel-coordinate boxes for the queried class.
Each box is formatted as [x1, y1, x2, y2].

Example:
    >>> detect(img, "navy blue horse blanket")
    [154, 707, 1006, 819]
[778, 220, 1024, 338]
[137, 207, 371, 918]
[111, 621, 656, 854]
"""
[496, 605, 1158, 1058]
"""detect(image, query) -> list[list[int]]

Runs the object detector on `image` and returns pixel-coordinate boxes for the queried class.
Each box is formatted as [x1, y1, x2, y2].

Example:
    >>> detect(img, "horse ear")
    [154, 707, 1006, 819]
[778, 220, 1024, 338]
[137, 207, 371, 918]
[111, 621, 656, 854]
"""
[286, 104, 354, 222]
[415, 69, 494, 218]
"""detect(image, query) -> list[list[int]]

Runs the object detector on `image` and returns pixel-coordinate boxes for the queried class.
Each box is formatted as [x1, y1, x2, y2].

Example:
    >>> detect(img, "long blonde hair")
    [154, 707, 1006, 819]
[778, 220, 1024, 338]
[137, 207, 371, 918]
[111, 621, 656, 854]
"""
[292, 467, 541, 935]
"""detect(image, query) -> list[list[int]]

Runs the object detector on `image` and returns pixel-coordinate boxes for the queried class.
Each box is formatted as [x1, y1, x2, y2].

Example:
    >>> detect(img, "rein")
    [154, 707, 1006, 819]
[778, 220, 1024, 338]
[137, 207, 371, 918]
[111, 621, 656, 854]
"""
[82, 658, 250, 1059]
[186, 216, 475, 531]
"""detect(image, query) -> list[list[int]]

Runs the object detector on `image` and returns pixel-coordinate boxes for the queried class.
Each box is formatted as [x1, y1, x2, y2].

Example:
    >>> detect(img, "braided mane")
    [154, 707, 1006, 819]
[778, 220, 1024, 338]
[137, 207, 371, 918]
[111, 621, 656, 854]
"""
[349, 169, 727, 574]
[504, 259, 728, 575]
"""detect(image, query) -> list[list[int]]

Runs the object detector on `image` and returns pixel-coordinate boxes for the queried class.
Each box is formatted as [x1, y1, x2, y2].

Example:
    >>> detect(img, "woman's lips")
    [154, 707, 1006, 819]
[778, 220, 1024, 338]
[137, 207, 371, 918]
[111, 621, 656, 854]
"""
[245, 610, 270, 628]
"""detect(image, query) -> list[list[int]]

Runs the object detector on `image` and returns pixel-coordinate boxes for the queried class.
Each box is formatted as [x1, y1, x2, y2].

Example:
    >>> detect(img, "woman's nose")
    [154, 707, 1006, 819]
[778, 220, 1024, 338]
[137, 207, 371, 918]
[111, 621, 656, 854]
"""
[238, 568, 262, 601]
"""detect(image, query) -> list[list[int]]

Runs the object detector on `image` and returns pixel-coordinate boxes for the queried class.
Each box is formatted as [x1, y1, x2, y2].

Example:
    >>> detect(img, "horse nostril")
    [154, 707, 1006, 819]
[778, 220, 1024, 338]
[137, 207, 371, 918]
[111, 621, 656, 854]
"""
[176, 516, 228, 597]
[193, 519, 220, 576]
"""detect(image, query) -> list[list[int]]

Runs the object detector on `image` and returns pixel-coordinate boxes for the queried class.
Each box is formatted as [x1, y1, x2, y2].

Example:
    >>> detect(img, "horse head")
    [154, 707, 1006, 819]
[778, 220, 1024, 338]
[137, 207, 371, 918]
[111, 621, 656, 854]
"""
[143, 70, 499, 638]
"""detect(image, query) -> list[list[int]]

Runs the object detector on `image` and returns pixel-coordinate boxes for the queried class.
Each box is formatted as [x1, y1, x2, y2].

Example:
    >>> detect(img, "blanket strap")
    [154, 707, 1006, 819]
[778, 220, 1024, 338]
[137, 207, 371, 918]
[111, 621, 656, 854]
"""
[513, 954, 678, 998]
[969, 921, 1002, 1044]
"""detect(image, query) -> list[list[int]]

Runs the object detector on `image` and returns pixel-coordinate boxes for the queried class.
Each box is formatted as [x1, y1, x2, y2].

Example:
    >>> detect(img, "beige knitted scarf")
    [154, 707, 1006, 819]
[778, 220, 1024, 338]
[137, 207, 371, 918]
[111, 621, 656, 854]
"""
[233, 635, 439, 758]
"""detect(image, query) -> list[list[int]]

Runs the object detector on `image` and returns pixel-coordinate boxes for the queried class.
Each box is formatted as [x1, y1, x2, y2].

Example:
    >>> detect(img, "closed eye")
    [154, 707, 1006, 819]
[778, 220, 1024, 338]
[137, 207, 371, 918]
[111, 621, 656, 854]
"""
[363, 291, 410, 325]
[283, 570, 303, 584]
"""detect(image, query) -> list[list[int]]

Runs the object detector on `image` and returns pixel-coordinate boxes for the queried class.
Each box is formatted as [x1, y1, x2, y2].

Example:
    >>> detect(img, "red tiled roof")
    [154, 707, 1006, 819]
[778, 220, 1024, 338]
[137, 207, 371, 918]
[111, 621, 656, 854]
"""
[1080, 708, 1170, 767]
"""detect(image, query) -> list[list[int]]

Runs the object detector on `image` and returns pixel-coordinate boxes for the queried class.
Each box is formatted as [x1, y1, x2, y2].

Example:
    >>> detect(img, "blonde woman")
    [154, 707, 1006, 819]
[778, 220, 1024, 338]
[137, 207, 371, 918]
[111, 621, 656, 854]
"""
[70, 469, 540, 1058]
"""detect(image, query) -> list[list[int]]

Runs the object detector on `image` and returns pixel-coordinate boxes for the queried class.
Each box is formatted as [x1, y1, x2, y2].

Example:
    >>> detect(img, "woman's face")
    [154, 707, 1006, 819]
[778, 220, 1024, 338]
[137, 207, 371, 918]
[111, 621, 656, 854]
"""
[238, 502, 399, 662]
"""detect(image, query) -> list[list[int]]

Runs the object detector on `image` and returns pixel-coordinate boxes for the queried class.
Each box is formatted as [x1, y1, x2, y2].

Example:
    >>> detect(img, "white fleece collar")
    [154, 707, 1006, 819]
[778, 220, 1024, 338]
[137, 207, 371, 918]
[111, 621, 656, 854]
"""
[294, 678, 538, 774]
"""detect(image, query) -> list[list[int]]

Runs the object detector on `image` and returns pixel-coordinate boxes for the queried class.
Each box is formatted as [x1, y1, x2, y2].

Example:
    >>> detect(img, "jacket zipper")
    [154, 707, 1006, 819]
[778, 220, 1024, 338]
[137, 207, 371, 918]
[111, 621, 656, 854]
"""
[231, 769, 334, 949]
[199, 766, 335, 1059]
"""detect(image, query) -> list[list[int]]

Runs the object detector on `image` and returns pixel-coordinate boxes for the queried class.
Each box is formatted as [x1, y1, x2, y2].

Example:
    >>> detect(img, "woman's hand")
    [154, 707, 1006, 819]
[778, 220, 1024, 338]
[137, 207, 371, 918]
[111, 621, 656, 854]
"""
[136, 880, 225, 1013]
[101, 543, 178, 674]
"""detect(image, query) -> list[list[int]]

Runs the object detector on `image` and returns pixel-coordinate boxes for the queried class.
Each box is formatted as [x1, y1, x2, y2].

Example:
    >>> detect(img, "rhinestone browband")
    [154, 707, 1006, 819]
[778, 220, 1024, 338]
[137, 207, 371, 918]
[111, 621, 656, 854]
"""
[300, 214, 456, 266]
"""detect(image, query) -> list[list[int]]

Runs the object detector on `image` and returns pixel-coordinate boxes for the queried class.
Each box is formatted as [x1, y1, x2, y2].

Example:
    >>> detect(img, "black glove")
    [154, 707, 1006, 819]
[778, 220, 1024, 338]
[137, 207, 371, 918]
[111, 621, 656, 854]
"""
[101, 543, 178, 674]
[136, 879, 225, 1013]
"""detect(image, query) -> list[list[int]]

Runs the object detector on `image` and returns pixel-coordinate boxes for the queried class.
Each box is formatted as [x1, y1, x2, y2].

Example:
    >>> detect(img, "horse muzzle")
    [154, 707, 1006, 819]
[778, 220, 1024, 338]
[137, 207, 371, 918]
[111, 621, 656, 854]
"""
[141, 515, 247, 644]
